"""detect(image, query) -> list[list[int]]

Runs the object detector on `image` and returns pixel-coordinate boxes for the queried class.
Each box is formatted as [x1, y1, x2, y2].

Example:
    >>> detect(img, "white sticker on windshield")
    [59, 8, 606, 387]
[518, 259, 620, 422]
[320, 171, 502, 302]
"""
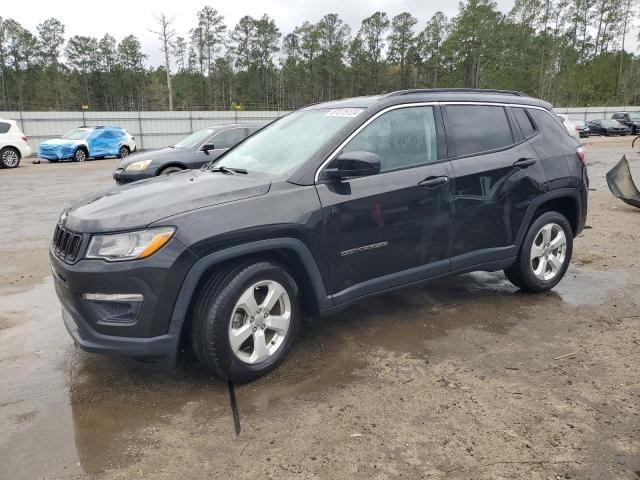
[325, 108, 364, 118]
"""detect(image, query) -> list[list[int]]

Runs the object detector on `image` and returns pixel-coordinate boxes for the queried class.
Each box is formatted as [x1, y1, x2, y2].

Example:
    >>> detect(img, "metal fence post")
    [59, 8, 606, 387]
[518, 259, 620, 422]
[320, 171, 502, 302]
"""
[18, 109, 25, 135]
[138, 110, 144, 151]
[189, 108, 194, 134]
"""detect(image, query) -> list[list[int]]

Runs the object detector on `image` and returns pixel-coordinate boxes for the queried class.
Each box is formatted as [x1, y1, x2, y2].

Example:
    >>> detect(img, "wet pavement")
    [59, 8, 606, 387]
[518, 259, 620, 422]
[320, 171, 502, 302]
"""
[1, 139, 639, 479]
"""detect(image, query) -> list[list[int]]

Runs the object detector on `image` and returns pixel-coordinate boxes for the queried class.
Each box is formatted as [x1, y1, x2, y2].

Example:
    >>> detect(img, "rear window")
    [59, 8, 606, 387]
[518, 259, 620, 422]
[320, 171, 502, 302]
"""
[0, 122, 10, 134]
[512, 107, 536, 138]
[444, 105, 513, 157]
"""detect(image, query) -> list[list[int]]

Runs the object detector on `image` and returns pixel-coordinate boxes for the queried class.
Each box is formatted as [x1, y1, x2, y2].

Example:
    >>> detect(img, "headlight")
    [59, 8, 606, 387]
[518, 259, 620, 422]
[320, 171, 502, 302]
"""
[86, 227, 175, 261]
[125, 159, 152, 171]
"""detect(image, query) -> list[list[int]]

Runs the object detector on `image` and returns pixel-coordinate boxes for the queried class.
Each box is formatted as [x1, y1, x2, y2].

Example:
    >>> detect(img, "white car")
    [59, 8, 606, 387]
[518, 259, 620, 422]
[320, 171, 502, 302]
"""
[557, 114, 581, 141]
[0, 119, 31, 168]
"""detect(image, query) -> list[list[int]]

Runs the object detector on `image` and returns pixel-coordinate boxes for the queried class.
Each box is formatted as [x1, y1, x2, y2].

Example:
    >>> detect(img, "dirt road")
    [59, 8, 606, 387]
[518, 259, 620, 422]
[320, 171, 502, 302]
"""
[1, 138, 639, 479]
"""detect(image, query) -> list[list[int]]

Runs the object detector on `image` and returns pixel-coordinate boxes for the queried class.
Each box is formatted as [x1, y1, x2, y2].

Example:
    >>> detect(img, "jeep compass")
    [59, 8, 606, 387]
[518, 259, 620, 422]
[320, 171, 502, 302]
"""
[50, 89, 588, 382]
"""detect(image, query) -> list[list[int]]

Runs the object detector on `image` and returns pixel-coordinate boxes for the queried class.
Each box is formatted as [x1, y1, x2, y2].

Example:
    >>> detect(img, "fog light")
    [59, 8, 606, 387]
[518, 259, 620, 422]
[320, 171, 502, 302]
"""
[83, 293, 143, 302]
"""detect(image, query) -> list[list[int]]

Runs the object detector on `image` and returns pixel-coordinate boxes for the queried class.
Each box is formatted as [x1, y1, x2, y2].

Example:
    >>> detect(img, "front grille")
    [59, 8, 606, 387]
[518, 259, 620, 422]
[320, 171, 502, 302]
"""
[52, 225, 84, 263]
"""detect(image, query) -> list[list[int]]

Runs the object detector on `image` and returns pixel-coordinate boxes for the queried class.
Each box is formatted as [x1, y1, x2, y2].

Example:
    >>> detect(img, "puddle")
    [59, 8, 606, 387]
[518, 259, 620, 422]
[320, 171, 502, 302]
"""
[0, 265, 621, 477]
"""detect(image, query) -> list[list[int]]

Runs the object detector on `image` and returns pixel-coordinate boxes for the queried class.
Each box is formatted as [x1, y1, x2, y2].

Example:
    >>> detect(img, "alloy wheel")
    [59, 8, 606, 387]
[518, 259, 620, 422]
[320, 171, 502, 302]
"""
[530, 223, 567, 281]
[75, 150, 86, 162]
[228, 280, 291, 364]
[2, 149, 19, 167]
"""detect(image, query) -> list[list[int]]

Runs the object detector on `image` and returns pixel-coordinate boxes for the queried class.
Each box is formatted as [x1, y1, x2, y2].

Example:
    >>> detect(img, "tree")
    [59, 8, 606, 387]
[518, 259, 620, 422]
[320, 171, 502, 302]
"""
[150, 12, 177, 110]
[387, 12, 417, 88]
[36, 18, 65, 107]
[65, 35, 99, 105]
[230, 16, 256, 70]
[358, 12, 389, 92]
[417, 12, 448, 87]
[117, 34, 147, 109]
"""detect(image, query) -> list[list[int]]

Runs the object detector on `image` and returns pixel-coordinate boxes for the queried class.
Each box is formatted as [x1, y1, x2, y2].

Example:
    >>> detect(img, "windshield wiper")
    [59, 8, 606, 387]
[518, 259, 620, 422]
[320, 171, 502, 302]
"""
[208, 165, 248, 175]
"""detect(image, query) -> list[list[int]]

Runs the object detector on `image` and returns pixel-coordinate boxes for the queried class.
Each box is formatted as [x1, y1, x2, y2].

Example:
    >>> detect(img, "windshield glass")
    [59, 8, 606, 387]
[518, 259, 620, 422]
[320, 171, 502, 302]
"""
[602, 119, 622, 127]
[62, 128, 92, 140]
[174, 128, 215, 149]
[630, 112, 640, 120]
[214, 109, 363, 176]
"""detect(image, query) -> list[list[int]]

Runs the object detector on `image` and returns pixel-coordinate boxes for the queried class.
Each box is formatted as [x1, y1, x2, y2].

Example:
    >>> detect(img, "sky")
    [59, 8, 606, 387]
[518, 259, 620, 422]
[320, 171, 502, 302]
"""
[3, 0, 639, 66]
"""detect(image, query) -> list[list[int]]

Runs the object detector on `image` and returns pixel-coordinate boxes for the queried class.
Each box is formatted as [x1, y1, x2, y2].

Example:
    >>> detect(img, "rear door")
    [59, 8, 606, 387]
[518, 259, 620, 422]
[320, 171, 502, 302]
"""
[316, 105, 453, 303]
[443, 104, 547, 270]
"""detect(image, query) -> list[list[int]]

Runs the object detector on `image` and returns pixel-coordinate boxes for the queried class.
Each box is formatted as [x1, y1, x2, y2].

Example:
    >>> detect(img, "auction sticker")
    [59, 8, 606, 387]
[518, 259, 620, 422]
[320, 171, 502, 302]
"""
[325, 108, 364, 118]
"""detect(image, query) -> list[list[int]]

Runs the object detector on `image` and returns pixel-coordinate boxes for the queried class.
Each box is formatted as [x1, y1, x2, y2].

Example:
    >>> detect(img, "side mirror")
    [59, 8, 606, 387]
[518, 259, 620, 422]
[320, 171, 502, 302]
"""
[323, 151, 381, 180]
[201, 143, 215, 153]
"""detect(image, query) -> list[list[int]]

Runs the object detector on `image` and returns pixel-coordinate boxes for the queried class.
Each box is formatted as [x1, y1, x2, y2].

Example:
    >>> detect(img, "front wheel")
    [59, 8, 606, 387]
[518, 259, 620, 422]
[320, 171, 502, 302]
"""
[190, 260, 301, 382]
[118, 146, 130, 158]
[73, 149, 87, 162]
[504, 212, 573, 292]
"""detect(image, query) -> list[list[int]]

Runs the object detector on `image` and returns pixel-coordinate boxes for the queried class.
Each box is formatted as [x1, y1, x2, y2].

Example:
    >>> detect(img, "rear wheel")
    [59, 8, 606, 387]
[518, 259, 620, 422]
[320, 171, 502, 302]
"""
[190, 260, 301, 382]
[504, 211, 573, 292]
[159, 165, 184, 175]
[73, 148, 87, 162]
[0, 147, 20, 168]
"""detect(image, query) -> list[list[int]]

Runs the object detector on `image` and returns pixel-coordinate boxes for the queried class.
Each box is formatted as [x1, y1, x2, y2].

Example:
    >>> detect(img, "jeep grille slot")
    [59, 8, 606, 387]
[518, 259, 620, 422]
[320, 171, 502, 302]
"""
[53, 225, 83, 263]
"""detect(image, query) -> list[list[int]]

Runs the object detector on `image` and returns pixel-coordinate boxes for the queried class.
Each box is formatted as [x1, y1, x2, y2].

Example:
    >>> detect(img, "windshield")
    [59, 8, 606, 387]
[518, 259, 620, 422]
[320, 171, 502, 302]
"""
[602, 119, 622, 127]
[630, 112, 640, 120]
[62, 128, 92, 140]
[214, 109, 363, 176]
[174, 128, 215, 149]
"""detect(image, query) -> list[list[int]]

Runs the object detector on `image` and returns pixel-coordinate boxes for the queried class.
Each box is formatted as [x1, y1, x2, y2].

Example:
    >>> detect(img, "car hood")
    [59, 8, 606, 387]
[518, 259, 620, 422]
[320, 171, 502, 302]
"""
[116, 146, 192, 168]
[63, 169, 271, 232]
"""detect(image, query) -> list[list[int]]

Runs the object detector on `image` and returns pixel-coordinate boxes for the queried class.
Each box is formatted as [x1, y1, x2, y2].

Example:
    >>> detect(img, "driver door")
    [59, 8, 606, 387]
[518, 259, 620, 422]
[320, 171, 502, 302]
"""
[195, 127, 247, 168]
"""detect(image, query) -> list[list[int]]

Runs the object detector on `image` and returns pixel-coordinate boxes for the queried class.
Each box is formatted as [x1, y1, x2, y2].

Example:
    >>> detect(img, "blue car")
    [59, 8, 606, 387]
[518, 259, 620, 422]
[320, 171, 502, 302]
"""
[38, 126, 136, 162]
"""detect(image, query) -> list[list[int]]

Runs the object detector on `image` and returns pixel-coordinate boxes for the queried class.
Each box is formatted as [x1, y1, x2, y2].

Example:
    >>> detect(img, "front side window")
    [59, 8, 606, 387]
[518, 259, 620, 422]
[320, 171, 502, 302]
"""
[212, 128, 245, 149]
[216, 109, 360, 176]
[342, 106, 438, 172]
[444, 105, 514, 157]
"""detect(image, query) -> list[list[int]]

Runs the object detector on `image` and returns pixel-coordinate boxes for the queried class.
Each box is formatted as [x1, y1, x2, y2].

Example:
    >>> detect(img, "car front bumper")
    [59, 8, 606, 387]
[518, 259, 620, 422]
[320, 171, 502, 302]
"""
[113, 167, 155, 184]
[50, 237, 198, 362]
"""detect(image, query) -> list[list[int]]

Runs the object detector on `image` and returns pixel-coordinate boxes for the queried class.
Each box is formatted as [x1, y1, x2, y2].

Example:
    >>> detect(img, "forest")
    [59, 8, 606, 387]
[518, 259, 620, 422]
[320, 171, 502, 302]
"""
[0, 0, 639, 111]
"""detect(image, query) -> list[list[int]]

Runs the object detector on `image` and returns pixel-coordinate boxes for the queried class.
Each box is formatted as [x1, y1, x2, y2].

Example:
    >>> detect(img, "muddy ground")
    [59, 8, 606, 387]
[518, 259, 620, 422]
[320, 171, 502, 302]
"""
[1, 137, 639, 479]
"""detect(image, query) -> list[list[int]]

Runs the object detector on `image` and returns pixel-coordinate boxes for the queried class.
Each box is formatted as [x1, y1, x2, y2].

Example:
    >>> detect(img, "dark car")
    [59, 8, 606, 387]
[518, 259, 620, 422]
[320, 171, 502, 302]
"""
[574, 120, 590, 138]
[611, 112, 640, 134]
[586, 118, 630, 136]
[50, 89, 588, 382]
[113, 124, 262, 184]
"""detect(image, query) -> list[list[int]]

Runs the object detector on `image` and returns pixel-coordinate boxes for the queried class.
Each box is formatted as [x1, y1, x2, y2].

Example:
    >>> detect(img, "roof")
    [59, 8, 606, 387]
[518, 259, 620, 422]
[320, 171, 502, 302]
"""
[303, 89, 552, 112]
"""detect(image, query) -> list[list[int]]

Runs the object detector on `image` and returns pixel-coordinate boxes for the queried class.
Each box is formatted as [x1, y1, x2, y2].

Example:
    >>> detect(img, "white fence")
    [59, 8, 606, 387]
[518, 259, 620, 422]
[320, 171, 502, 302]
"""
[1, 106, 638, 154]
[0, 110, 290, 153]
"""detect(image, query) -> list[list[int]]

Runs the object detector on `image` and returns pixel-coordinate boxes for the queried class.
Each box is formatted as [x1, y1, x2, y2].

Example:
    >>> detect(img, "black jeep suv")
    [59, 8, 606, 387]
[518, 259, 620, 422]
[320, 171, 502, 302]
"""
[50, 89, 588, 382]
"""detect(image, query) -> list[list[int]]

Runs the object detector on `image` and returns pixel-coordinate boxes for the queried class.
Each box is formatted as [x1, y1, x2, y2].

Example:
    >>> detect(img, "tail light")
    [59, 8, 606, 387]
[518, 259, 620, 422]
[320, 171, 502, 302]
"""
[21, 135, 27, 141]
[576, 147, 587, 167]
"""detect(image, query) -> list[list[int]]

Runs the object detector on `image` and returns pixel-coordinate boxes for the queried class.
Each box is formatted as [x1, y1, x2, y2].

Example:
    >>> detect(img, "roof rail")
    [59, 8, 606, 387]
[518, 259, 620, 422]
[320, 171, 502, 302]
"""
[384, 88, 528, 98]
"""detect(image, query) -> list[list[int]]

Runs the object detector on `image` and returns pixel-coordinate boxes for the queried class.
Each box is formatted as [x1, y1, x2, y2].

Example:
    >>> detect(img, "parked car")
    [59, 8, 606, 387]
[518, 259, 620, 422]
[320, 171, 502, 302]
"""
[557, 114, 581, 141]
[113, 124, 261, 184]
[573, 120, 590, 138]
[611, 112, 640, 134]
[51, 89, 588, 382]
[0, 119, 31, 168]
[586, 118, 630, 136]
[39, 126, 136, 162]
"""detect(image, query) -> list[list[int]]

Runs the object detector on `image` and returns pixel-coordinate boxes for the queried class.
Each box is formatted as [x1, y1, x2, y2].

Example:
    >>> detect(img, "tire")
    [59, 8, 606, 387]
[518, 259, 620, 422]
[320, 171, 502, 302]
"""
[73, 148, 87, 162]
[504, 211, 573, 293]
[159, 165, 184, 175]
[118, 146, 130, 158]
[190, 259, 301, 382]
[0, 147, 20, 168]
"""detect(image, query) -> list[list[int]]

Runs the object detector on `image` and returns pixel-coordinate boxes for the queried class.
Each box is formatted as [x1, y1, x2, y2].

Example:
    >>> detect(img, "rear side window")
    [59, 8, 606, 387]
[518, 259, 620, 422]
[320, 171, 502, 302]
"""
[343, 106, 438, 172]
[512, 107, 536, 138]
[444, 105, 513, 157]
[0, 122, 10, 134]
[527, 109, 572, 143]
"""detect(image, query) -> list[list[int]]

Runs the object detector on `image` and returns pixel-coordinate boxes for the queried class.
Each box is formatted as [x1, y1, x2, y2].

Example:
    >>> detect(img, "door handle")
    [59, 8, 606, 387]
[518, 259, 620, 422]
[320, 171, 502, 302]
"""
[513, 158, 536, 168]
[418, 175, 449, 188]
